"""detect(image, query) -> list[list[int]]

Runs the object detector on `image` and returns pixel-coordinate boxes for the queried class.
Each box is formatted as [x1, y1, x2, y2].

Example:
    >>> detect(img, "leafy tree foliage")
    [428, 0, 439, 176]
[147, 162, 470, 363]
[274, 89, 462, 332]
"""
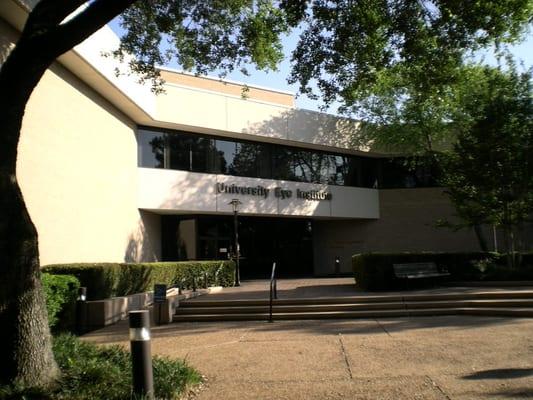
[290, 0, 532, 106]
[112, 0, 295, 89]
[440, 66, 533, 264]
[287, 1, 532, 153]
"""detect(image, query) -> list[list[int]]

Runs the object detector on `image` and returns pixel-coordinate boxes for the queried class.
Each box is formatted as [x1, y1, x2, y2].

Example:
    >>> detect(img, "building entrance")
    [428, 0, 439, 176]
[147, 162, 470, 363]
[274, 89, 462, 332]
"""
[236, 217, 314, 279]
[161, 215, 314, 279]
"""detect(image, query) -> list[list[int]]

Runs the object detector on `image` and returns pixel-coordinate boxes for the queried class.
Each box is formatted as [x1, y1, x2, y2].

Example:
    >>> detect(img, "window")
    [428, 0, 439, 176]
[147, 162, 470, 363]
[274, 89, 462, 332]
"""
[137, 129, 165, 168]
[167, 132, 191, 170]
[137, 127, 441, 188]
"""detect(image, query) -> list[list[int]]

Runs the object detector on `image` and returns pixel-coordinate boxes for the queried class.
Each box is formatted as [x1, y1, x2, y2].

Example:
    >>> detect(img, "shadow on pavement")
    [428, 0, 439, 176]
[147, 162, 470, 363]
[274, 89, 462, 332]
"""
[83, 315, 527, 346]
[463, 367, 533, 380]
[487, 387, 533, 398]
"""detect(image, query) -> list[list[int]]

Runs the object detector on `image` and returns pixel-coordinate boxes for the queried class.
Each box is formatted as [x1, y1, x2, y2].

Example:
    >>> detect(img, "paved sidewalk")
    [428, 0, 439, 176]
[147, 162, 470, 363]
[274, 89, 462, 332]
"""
[84, 315, 533, 399]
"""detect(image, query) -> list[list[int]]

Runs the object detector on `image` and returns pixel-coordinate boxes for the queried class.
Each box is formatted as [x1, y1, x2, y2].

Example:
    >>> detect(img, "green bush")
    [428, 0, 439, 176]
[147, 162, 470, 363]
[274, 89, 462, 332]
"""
[43, 260, 235, 300]
[42, 273, 80, 331]
[352, 252, 492, 291]
[482, 262, 533, 281]
[0, 334, 201, 399]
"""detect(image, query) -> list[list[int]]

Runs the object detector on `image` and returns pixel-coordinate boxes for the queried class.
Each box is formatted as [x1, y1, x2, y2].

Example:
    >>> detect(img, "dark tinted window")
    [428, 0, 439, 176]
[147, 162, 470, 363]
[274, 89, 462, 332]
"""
[137, 127, 440, 188]
[215, 140, 237, 174]
[137, 130, 165, 168]
[167, 132, 191, 170]
[191, 137, 215, 173]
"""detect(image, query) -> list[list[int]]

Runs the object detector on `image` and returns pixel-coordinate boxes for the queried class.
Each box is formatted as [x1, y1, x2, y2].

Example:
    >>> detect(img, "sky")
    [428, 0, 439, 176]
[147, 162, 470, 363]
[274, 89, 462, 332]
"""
[108, 18, 533, 115]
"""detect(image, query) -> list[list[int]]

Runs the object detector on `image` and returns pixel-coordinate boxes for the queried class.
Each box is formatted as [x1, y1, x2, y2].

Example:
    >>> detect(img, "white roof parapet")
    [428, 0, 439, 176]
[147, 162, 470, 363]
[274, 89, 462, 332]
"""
[157, 65, 296, 97]
[66, 24, 157, 119]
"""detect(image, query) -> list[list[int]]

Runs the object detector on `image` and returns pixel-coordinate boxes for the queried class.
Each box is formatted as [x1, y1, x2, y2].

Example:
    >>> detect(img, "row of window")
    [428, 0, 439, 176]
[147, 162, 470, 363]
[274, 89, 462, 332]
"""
[137, 128, 440, 188]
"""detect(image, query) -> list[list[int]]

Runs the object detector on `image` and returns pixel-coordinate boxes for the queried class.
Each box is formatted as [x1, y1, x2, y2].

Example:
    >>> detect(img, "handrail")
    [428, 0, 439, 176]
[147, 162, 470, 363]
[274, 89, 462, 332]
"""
[269, 262, 277, 322]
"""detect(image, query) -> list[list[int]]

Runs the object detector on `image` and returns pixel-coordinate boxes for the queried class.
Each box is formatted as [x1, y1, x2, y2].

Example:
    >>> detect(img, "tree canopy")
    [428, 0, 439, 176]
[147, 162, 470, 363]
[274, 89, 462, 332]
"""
[289, 0, 532, 106]
[440, 66, 533, 261]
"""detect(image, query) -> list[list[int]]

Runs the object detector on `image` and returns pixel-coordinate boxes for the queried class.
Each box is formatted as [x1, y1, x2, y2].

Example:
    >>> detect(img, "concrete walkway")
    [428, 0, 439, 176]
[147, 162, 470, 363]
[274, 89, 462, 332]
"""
[85, 313, 533, 399]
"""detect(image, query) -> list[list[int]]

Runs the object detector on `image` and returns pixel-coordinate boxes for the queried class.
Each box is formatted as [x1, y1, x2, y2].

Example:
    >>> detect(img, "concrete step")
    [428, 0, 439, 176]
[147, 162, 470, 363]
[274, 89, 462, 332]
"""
[175, 299, 533, 315]
[173, 307, 533, 322]
[179, 290, 533, 308]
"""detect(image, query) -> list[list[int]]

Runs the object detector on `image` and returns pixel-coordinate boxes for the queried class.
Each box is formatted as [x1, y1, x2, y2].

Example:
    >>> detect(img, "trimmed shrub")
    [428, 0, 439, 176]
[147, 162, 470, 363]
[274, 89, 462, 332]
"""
[482, 260, 533, 281]
[352, 252, 533, 291]
[43, 260, 235, 300]
[41, 273, 80, 331]
[352, 252, 493, 291]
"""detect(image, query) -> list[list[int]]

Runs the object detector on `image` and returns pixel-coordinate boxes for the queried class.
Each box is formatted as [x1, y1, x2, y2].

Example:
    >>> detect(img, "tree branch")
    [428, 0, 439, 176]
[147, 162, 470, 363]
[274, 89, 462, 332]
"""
[47, 0, 138, 60]
[23, 0, 88, 36]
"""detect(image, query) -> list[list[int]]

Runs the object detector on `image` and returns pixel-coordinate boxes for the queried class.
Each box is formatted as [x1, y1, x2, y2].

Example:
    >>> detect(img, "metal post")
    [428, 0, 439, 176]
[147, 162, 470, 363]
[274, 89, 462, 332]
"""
[228, 199, 243, 286]
[233, 206, 241, 286]
[76, 287, 87, 335]
[129, 310, 154, 400]
[493, 225, 498, 252]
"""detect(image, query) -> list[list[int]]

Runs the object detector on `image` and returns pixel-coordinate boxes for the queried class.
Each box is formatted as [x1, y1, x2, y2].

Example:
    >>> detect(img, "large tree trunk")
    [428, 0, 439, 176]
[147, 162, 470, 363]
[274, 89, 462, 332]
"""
[0, 33, 60, 386]
[0, 174, 59, 386]
[0, 0, 137, 386]
[473, 224, 489, 252]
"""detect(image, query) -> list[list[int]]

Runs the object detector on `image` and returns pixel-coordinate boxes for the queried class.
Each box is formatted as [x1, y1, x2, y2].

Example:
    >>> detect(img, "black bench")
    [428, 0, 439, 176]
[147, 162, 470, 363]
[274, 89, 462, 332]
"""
[393, 262, 450, 280]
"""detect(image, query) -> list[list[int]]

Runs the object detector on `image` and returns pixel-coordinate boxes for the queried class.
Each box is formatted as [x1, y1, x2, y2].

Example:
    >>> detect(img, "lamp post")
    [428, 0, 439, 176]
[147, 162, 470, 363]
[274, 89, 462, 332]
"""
[229, 198, 242, 286]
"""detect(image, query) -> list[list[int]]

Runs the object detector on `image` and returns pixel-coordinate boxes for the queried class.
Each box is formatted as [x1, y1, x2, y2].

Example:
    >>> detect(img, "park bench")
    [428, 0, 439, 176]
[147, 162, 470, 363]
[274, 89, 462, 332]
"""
[393, 262, 450, 281]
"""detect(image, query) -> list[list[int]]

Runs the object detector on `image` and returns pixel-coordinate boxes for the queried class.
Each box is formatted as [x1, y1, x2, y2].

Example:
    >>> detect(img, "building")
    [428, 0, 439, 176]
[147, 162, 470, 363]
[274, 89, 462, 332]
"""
[1, 1, 491, 278]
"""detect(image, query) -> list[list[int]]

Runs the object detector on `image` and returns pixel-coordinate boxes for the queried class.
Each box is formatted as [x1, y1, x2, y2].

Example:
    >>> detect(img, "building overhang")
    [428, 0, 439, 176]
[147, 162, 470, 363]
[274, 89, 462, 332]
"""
[138, 168, 380, 220]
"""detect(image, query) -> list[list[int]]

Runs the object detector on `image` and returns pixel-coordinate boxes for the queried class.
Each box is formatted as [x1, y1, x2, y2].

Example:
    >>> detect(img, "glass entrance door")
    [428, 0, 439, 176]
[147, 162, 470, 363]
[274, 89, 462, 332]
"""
[162, 215, 314, 278]
[239, 217, 314, 279]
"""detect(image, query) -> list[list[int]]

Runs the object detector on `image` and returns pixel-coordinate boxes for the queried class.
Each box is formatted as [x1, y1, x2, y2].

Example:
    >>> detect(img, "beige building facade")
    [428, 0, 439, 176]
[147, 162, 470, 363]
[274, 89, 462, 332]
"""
[2, 1, 486, 277]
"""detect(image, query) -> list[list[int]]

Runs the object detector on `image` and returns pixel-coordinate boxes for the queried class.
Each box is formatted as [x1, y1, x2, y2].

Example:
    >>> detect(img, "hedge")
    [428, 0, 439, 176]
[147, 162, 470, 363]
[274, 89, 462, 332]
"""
[353, 252, 491, 291]
[42, 273, 80, 331]
[352, 252, 533, 291]
[42, 260, 235, 300]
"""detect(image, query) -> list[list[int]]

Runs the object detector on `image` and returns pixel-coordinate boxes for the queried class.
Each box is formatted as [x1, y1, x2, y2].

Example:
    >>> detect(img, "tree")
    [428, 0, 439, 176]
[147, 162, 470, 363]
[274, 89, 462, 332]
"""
[1, 0, 531, 388]
[287, 1, 531, 251]
[0, 0, 295, 387]
[288, 1, 532, 154]
[440, 66, 533, 266]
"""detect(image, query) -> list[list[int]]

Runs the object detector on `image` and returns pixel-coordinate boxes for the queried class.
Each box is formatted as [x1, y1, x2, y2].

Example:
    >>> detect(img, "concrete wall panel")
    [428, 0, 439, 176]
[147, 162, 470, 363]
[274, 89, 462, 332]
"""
[1, 11, 156, 264]
[156, 85, 228, 131]
[138, 169, 218, 212]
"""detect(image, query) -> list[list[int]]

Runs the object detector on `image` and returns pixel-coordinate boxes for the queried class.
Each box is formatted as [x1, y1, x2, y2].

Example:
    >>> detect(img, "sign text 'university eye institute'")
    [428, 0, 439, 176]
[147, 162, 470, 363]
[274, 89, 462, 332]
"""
[215, 183, 332, 201]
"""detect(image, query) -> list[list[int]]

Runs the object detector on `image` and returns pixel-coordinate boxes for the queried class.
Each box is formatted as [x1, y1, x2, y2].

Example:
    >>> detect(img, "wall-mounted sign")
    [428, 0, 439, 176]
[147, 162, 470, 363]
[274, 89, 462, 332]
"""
[216, 182, 332, 201]
[153, 284, 167, 304]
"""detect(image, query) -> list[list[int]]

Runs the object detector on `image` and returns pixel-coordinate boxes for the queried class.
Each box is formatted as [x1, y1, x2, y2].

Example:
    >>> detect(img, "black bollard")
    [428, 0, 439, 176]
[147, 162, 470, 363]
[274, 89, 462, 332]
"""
[129, 310, 154, 399]
[76, 287, 87, 334]
[335, 256, 341, 275]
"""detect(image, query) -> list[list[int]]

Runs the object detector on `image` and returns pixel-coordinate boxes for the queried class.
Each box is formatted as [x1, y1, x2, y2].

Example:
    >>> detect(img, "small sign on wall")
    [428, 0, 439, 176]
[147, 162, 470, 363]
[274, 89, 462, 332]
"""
[153, 284, 167, 304]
